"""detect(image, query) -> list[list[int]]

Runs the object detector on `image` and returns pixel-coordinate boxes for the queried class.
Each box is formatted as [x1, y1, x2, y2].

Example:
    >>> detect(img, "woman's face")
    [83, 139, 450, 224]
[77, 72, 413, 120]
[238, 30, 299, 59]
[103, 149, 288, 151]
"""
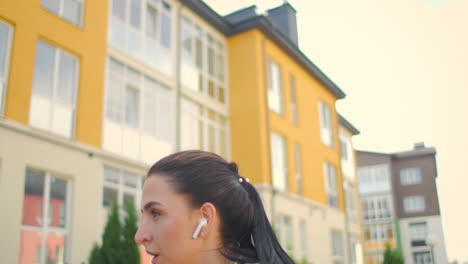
[135, 175, 201, 264]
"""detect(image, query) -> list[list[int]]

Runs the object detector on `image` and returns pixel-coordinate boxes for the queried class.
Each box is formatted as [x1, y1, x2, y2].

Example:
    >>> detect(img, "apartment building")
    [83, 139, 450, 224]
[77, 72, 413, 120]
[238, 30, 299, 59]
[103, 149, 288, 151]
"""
[0, 0, 361, 263]
[0, 0, 229, 263]
[339, 115, 364, 264]
[357, 144, 448, 264]
[226, 4, 361, 263]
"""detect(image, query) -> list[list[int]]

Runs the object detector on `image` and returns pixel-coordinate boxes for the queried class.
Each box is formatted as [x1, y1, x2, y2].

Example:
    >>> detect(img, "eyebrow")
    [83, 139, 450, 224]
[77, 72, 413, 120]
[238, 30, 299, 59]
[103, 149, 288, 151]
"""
[141, 201, 162, 213]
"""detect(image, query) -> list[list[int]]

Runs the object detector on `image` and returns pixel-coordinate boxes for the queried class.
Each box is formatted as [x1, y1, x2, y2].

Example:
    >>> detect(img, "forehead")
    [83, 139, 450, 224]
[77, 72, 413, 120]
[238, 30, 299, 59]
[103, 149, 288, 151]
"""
[142, 175, 192, 209]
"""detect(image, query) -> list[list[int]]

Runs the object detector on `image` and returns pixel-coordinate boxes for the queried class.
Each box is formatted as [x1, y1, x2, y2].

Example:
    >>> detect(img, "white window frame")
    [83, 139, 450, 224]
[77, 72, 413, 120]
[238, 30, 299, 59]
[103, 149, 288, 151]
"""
[404, 195, 426, 213]
[324, 161, 338, 208]
[102, 165, 143, 210]
[108, 0, 173, 75]
[179, 15, 228, 105]
[41, 0, 84, 26]
[180, 97, 229, 158]
[401, 168, 422, 185]
[0, 19, 13, 115]
[276, 215, 293, 254]
[294, 144, 302, 195]
[319, 100, 333, 146]
[21, 168, 73, 264]
[290, 74, 298, 124]
[409, 222, 428, 243]
[29, 40, 79, 138]
[267, 59, 283, 114]
[361, 195, 393, 223]
[299, 219, 308, 261]
[331, 230, 345, 264]
[270, 132, 288, 191]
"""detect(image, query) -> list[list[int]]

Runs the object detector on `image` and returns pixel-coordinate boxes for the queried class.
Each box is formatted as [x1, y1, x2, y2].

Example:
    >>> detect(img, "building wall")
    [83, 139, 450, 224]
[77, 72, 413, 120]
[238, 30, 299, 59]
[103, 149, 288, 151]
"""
[0, 0, 108, 147]
[392, 154, 441, 218]
[0, 120, 149, 264]
[399, 215, 448, 264]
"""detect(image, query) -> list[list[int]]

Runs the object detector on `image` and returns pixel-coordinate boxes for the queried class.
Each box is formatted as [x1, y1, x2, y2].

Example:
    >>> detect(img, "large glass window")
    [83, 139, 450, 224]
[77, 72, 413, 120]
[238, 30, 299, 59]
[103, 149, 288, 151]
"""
[41, 0, 83, 26]
[30, 40, 79, 138]
[276, 215, 293, 254]
[400, 168, 422, 185]
[358, 164, 391, 193]
[324, 161, 338, 208]
[319, 100, 333, 146]
[331, 230, 345, 264]
[180, 97, 228, 158]
[361, 195, 393, 223]
[290, 75, 298, 124]
[109, 0, 172, 75]
[404, 196, 426, 213]
[103, 57, 173, 163]
[294, 144, 302, 195]
[270, 132, 287, 191]
[20, 168, 71, 264]
[268, 59, 283, 114]
[363, 224, 394, 242]
[409, 222, 428, 247]
[180, 16, 227, 104]
[102, 165, 142, 210]
[0, 19, 13, 114]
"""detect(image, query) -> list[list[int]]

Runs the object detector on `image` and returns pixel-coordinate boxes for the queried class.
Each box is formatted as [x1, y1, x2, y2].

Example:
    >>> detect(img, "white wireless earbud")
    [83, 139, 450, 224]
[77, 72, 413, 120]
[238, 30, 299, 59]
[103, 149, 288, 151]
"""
[192, 218, 207, 239]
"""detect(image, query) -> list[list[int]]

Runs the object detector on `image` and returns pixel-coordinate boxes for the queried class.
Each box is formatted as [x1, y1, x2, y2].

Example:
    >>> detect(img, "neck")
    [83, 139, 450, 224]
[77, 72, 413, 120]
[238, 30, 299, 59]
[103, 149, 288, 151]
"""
[197, 248, 234, 264]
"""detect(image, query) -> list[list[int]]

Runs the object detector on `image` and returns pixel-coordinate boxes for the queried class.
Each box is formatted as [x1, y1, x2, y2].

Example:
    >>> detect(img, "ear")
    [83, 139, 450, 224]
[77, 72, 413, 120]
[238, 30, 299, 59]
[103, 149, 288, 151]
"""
[199, 202, 217, 236]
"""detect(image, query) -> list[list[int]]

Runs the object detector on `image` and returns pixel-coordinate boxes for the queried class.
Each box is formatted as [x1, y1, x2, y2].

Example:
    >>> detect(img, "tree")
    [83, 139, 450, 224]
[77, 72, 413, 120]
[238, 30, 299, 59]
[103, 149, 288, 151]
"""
[88, 200, 140, 264]
[383, 243, 404, 264]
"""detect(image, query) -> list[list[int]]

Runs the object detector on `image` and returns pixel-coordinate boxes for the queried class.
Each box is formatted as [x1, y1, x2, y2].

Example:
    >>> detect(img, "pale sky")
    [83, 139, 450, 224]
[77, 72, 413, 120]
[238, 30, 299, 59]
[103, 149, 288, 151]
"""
[204, 0, 468, 261]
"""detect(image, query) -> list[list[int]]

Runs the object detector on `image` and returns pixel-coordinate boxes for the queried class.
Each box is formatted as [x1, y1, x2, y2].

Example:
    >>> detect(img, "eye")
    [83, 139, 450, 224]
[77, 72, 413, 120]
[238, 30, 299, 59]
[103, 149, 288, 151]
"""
[151, 210, 161, 218]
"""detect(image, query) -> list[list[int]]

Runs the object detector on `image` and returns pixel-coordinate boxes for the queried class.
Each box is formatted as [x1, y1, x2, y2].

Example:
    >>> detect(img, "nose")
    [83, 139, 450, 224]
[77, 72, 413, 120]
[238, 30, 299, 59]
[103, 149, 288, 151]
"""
[134, 220, 153, 244]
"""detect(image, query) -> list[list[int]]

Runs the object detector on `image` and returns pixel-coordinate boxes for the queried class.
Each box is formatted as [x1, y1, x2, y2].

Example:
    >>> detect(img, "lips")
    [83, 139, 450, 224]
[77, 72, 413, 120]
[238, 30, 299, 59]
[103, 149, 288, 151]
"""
[151, 254, 160, 264]
[146, 250, 160, 264]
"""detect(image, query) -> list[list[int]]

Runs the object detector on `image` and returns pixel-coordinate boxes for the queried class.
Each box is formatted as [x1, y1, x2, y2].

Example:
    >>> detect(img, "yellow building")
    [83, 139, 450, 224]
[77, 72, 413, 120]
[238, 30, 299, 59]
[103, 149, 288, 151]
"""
[0, 0, 361, 263]
[227, 4, 361, 263]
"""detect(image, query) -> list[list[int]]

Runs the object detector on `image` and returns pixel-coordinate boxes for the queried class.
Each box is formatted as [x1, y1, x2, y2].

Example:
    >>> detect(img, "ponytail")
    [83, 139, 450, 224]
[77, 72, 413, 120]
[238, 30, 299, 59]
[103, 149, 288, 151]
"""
[241, 182, 295, 264]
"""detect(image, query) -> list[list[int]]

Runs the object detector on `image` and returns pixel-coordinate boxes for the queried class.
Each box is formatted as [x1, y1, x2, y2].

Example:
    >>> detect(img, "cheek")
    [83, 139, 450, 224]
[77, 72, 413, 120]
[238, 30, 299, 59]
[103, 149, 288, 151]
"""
[155, 217, 197, 258]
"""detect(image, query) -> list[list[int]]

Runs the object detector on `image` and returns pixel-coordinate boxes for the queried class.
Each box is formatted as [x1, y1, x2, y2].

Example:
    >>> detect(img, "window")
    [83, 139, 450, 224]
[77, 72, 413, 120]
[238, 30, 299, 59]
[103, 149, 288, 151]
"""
[103, 57, 173, 163]
[270, 132, 287, 191]
[109, 0, 172, 75]
[290, 75, 298, 124]
[276, 215, 293, 254]
[413, 251, 433, 264]
[324, 162, 338, 208]
[267, 59, 283, 114]
[319, 101, 333, 146]
[29, 40, 79, 138]
[363, 224, 394, 242]
[102, 165, 142, 210]
[180, 16, 227, 104]
[180, 98, 229, 158]
[358, 164, 391, 193]
[401, 168, 422, 185]
[409, 222, 428, 247]
[361, 195, 393, 222]
[299, 220, 308, 261]
[20, 168, 71, 264]
[41, 0, 83, 26]
[331, 230, 344, 264]
[0, 19, 13, 114]
[404, 196, 426, 213]
[294, 144, 302, 195]
[340, 137, 348, 161]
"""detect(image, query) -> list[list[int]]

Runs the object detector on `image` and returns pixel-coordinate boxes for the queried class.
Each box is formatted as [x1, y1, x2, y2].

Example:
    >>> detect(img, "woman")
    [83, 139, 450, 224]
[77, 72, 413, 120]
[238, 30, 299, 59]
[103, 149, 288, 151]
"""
[134, 150, 295, 264]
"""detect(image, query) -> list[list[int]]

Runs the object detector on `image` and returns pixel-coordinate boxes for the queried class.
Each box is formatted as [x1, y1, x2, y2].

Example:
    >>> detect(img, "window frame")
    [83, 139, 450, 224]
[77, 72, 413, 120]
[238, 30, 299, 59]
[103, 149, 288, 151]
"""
[41, 0, 85, 27]
[20, 168, 73, 264]
[290, 74, 298, 124]
[324, 161, 338, 208]
[267, 59, 283, 114]
[294, 144, 302, 195]
[404, 195, 426, 213]
[400, 167, 422, 185]
[318, 100, 334, 147]
[0, 19, 13, 115]
[270, 131, 288, 191]
[29, 39, 80, 138]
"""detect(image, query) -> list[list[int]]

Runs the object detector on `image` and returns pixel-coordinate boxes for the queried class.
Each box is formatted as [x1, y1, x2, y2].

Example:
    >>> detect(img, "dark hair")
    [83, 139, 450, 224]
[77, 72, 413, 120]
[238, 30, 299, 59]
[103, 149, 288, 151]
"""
[147, 150, 294, 264]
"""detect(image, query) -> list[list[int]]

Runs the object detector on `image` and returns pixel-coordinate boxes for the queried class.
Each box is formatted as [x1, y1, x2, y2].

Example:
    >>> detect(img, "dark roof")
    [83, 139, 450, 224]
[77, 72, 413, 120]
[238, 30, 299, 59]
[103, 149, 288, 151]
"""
[357, 147, 437, 159]
[338, 114, 360, 135]
[179, 0, 346, 99]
